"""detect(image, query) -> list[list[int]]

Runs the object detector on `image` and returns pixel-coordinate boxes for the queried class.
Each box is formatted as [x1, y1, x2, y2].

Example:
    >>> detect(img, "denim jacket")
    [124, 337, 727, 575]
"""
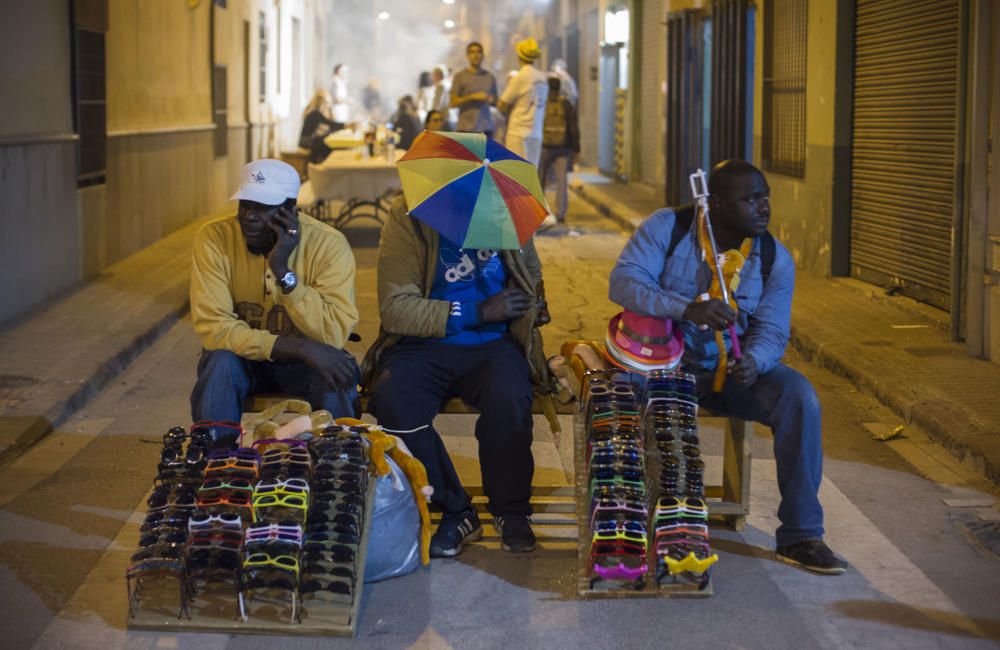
[608, 207, 794, 375]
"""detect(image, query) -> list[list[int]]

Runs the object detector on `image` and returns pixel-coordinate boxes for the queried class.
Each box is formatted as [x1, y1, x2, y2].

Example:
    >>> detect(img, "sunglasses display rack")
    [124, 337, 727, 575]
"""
[127, 424, 376, 637]
[575, 370, 715, 598]
[645, 370, 718, 589]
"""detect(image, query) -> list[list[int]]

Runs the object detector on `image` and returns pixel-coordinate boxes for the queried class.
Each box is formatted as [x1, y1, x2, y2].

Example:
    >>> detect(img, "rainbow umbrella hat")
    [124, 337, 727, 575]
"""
[396, 131, 551, 249]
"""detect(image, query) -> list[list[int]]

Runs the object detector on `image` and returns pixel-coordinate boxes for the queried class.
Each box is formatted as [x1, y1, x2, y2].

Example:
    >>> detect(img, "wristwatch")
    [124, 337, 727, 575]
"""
[278, 270, 298, 292]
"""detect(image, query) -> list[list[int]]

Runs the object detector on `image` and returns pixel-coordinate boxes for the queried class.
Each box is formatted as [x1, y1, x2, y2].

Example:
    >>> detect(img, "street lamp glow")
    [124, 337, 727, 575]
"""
[442, 0, 455, 4]
[444, 19, 455, 28]
[378, 11, 390, 20]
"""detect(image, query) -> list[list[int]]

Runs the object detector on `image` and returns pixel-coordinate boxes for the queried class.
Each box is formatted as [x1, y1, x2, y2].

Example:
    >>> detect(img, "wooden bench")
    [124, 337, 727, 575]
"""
[247, 395, 751, 531]
[699, 411, 753, 531]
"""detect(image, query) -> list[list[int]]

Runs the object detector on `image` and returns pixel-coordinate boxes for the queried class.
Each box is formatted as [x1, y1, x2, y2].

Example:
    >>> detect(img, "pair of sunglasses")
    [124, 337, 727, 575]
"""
[312, 478, 362, 496]
[197, 491, 252, 507]
[591, 540, 647, 557]
[305, 519, 359, 536]
[246, 523, 303, 543]
[205, 456, 259, 475]
[131, 543, 183, 562]
[243, 552, 300, 575]
[148, 487, 197, 510]
[241, 572, 297, 591]
[139, 530, 187, 546]
[159, 445, 206, 472]
[309, 503, 364, 523]
[141, 508, 191, 532]
[300, 577, 352, 597]
[301, 563, 354, 582]
[254, 477, 310, 495]
[252, 493, 308, 509]
[152, 471, 204, 491]
[591, 562, 648, 582]
[199, 477, 253, 493]
[301, 545, 355, 564]
[207, 446, 258, 461]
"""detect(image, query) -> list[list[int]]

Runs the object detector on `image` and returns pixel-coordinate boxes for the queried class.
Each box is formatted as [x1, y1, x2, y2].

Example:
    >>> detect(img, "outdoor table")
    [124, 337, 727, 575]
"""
[297, 149, 403, 229]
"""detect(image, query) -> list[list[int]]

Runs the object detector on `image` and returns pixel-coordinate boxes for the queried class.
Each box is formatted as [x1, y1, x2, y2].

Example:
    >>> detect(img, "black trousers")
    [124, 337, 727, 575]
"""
[368, 337, 534, 516]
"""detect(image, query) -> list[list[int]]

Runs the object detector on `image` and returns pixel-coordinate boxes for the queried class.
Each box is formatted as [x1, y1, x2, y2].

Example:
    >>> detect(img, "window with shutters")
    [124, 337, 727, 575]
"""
[761, 0, 807, 178]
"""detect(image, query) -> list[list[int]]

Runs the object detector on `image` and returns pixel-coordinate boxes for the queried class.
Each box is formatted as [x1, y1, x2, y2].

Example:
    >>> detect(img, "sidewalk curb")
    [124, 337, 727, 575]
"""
[0, 207, 227, 467]
[0, 304, 189, 467]
[570, 180, 1000, 487]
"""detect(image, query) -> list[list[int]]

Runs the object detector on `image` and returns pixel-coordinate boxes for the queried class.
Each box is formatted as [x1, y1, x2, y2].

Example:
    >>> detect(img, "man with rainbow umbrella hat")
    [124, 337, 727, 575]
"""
[362, 130, 555, 557]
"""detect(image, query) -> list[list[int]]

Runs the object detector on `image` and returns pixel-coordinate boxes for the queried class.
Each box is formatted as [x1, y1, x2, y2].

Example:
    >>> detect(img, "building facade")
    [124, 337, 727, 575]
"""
[0, 0, 334, 325]
[545, 0, 1000, 364]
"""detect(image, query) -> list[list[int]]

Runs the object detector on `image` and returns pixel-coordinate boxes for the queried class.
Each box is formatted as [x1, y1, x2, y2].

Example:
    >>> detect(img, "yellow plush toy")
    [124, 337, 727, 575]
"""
[334, 418, 433, 566]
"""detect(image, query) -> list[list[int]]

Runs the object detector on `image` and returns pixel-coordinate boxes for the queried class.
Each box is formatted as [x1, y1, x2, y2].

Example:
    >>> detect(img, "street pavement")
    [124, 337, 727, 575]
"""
[1, 193, 999, 649]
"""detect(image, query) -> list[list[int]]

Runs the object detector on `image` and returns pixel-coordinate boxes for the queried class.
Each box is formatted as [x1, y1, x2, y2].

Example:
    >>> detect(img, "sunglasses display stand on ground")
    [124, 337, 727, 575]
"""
[126, 421, 376, 637]
[575, 369, 716, 598]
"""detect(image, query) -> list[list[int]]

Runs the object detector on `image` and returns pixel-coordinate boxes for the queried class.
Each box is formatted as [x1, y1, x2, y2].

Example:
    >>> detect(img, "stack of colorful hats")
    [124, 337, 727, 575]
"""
[605, 310, 684, 375]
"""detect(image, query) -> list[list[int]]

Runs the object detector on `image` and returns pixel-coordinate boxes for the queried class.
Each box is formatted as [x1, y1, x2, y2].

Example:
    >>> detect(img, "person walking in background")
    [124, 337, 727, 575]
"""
[417, 70, 435, 122]
[538, 77, 579, 228]
[331, 63, 351, 123]
[430, 64, 452, 127]
[299, 90, 345, 164]
[391, 96, 423, 150]
[549, 59, 578, 106]
[451, 42, 498, 138]
[362, 78, 384, 122]
[498, 38, 548, 166]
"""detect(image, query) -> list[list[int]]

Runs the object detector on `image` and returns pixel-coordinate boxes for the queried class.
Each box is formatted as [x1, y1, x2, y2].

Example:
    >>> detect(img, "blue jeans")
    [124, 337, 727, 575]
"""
[696, 363, 825, 546]
[190, 349, 359, 424]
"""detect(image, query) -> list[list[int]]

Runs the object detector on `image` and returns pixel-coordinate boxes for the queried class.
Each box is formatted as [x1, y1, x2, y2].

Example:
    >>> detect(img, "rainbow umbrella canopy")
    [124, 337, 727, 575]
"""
[396, 131, 551, 249]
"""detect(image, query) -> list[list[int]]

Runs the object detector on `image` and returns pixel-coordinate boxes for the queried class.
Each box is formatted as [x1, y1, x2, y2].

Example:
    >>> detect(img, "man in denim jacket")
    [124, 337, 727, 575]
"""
[609, 160, 847, 575]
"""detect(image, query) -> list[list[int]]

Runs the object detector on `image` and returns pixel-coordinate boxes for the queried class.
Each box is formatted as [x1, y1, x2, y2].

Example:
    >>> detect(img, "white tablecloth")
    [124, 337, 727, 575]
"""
[298, 150, 403, 205]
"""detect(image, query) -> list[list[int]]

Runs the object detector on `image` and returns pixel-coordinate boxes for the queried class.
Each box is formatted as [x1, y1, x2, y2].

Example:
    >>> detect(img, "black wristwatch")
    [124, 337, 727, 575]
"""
[278, 270, 298, 293]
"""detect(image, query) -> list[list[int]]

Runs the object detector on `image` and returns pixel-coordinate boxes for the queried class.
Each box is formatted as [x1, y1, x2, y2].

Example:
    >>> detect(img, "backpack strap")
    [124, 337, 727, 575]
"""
[759, 231, 776, 284]
[666, 203, 696, 258]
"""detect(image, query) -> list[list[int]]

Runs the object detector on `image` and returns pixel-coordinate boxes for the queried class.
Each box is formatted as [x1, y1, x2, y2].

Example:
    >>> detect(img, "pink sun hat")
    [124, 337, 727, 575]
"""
[604, 310, 684, 374]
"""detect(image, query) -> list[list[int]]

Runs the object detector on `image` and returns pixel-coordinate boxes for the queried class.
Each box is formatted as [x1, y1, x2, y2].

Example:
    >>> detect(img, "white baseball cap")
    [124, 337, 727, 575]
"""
[230, 159, 300, 206]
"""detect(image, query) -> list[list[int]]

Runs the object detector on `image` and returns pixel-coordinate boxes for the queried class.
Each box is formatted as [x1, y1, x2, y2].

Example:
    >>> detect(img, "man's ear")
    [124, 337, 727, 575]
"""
[707, 194, 724, 213]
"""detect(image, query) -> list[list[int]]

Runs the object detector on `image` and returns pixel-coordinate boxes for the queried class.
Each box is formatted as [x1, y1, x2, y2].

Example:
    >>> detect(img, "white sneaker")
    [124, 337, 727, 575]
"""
[538, 214, 558, 231]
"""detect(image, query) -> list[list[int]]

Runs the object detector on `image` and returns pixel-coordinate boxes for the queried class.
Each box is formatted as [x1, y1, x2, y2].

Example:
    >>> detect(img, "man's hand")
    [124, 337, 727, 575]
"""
[480, 287, 532, 323]
[298, 339, 357, 389]
[267, 206, 301, 278]
[470, 91, 489, 102]
[727, 355, 759, 386]
[534, 297, 551, 327]
[683, 299, 736, 331]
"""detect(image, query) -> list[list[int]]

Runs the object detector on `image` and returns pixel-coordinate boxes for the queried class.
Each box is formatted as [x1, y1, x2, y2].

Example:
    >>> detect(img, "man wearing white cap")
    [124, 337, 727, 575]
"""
[189, 159, 360, 449]
[498, 37, 549, 168]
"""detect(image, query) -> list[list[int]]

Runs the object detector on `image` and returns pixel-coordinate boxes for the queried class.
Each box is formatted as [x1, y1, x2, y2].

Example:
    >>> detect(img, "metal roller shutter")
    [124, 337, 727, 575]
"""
[850, 0, 963, 310]
[640, 0, 666, 186]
